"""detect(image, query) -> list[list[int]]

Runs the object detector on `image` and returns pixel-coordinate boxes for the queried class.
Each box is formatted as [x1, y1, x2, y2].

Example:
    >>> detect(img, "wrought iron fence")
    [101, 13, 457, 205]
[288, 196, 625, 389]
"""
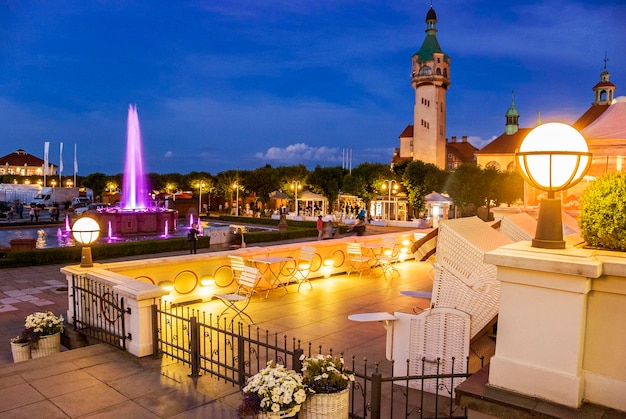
[70, 273, 131, 349]
[153, 302, 480, 418]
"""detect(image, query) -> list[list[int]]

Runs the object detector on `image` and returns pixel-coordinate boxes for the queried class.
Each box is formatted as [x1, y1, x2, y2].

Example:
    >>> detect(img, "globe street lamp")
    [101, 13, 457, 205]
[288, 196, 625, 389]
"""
[515, 122, 591, 249]
[72, 216, 101, 267]
[382, 180, 398, 225]
[291, 180, 302, 216]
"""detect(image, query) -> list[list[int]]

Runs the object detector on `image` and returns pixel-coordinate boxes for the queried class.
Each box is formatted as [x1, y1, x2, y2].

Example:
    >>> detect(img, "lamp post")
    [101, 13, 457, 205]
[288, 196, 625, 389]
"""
[291, 180, 302, 216]
[72, 216, 101, 267]
[233, 182, 239, 216]
[382, 180, 398, 225]
[196, 181, 205, 216]
[515, 122, 591, 249]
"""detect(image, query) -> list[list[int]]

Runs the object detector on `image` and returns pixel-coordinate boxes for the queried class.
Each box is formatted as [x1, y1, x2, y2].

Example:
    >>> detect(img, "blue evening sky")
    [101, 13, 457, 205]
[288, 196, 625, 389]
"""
[1, 0, 624, 175]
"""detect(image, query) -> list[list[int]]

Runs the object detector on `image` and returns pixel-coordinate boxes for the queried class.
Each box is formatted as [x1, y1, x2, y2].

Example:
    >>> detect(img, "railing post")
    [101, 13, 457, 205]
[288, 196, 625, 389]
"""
[151, 304, 161, 359]
[293, 347, 304, 372]
[189, 316, 200, 377]
[370, 371, 383, 419]
[237, 330, 246, 388]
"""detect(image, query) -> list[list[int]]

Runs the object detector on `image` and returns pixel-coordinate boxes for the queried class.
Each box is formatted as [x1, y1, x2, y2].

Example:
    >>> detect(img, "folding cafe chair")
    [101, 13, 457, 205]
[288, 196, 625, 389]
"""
[375, 236, 400, 278]
[346, 242, 371, 279]
[213, 266, 263, 326]
[291, 246, 317, 291]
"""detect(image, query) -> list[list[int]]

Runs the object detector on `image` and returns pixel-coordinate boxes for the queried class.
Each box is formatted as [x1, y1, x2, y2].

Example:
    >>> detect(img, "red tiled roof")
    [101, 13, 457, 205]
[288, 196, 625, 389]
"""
[593, 81, 616, 89]
[0, 149, 50, 167]
[475, 128, 532, 155]
[446, 140, 478, 163]
[399, 125, 413, 138]
[573, 104, 609, 130]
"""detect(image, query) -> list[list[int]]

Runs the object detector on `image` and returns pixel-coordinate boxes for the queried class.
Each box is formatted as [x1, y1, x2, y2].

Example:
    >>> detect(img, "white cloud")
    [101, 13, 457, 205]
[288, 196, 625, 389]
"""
[164, 151, 174, 158]
[255, 143, 341, 163]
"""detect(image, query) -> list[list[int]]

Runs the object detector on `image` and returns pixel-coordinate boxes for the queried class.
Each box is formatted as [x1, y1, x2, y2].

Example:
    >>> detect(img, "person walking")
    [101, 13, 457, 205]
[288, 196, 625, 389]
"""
[316, 215, 324, 240]
[188, 224, 198, 254]
[29, 206, 35, 222]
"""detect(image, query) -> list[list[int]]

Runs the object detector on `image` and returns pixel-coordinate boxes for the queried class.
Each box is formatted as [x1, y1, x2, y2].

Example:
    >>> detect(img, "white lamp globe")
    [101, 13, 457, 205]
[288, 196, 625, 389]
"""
[72, 217, 101, 245]
[516, 122, 590, 193]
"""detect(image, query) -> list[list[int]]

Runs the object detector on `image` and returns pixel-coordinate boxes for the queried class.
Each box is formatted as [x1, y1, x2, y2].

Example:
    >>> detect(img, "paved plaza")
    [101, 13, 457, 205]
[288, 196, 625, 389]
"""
[0, 224, 491, 417]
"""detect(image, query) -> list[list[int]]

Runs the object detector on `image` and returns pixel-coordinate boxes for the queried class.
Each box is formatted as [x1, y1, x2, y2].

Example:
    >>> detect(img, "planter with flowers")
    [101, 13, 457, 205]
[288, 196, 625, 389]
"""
[300, 354, 355, 418]
[9, 311, 64, 362]
[237, 361, 307, 418]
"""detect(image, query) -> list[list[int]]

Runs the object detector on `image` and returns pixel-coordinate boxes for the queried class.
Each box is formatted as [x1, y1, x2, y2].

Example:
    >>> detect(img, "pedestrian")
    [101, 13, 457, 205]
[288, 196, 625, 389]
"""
[187, 224, 198, 254]
[18, 203, 24, 219]
[317, 215, 324, 240]
[29, 206, 35, 222]
[34, 207, 40, 222]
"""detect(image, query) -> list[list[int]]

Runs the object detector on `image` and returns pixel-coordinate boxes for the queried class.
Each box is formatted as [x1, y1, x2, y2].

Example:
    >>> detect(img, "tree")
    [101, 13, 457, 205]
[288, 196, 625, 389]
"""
[342, 163, 392, 213]
[446, 163, 485, 217]
[402, 160, 447, 218]
[247, 165, 281, 208]
[495, 170, 524, 205]
[82, 172, 109, 197]
[306, 165, 345, 210]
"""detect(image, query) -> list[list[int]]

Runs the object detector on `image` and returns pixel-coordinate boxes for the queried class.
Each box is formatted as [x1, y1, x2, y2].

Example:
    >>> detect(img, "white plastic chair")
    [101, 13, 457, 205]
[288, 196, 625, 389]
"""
[292, 246, 317, 291]
[213, 266, 263, 326]
[346, 242, 371, 279]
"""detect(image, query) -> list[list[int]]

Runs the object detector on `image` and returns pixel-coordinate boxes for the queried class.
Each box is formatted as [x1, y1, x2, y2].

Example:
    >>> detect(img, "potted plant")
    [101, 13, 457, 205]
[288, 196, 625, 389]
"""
[22, 311, 64, 359]
[237, 361, 307, 418]
[299, 354, 355, 418]
[9, 330, 36, 363]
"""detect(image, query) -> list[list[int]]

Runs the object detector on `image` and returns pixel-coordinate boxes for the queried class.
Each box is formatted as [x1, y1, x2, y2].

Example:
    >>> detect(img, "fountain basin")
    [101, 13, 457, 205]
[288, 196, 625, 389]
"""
[98, 209, 178, 235]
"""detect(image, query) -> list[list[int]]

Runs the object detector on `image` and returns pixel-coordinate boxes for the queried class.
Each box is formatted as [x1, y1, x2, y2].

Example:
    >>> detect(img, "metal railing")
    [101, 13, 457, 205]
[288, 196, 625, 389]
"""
[153, 302, 480, 418]
[70, 273, 131, 349]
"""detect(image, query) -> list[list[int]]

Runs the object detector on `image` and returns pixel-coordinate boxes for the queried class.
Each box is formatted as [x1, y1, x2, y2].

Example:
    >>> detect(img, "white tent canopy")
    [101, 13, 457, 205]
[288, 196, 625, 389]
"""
[298, 190, 328, 215]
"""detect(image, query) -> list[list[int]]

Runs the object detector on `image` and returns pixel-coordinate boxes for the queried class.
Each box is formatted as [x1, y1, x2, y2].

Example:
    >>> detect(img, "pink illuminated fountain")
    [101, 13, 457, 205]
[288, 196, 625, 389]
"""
[97, 105, 178, 236]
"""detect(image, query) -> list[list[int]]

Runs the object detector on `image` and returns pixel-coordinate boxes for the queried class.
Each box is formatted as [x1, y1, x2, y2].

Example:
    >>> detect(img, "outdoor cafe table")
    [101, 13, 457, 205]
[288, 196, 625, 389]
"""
[360, 242, 384, 270]
[248, 255, 293, 298]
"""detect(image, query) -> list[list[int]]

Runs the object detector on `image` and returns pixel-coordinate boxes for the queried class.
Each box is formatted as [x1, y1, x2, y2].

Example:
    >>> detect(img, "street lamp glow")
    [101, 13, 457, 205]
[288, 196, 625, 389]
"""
[72, 216, 101, 267]
[516, 122, 591, 195]
[515, 122, 591, 249]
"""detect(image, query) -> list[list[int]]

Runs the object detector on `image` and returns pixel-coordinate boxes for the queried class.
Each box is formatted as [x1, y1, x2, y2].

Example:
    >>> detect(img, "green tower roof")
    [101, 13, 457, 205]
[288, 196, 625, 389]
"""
[413, 6, 450, 63]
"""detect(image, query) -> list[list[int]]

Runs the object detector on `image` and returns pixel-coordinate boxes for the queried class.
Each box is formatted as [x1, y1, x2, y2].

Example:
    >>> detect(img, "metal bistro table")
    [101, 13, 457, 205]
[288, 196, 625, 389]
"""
[248, 255, 293, 298]
[360, 242, 384, 271]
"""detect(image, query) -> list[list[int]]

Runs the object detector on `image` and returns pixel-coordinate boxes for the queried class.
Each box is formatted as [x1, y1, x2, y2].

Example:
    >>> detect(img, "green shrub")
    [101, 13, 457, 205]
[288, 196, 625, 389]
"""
[579, 172, 626, 251]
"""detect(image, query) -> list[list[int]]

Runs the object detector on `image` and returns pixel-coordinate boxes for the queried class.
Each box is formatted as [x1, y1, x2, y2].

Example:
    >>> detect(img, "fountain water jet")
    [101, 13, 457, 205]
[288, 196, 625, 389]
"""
[122, 105, 150, 210]
[97, 105, 178, 235]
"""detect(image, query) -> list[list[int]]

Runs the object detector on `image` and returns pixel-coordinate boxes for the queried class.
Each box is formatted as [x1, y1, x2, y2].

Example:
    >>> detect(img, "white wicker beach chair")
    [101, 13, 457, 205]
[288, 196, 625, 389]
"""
[432, 217, 512, 339]
[499, 213, 536, 242]
[388, 309, 470, 396]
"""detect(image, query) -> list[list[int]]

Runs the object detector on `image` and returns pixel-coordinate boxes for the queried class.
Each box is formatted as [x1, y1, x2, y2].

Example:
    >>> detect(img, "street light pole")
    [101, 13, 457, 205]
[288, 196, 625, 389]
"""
[233, 182, 239, 216]
[197, 181, 205, 216]
[291, 180, 302, 216]
[382, 180, 397, 226]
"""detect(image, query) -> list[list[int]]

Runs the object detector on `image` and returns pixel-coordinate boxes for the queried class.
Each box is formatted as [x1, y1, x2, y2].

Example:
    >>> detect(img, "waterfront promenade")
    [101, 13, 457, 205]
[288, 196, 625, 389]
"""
[0, 224, 452, 417]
